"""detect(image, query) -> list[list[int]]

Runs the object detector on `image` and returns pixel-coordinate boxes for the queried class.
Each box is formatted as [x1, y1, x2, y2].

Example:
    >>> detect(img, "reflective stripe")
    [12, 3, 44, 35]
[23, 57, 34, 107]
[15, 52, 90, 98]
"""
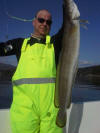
[13, 78, 56, 86]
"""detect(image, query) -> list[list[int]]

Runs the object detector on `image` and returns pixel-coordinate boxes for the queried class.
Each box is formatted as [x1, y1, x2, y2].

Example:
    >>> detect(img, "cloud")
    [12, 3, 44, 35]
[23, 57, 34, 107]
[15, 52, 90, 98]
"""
[78, 60, 98, 67]
[79, 60, 92, 65]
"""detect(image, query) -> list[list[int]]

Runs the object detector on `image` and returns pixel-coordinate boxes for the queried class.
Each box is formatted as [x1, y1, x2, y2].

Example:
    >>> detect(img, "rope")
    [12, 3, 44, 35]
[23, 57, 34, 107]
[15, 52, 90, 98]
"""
[6, 11, 34, 22]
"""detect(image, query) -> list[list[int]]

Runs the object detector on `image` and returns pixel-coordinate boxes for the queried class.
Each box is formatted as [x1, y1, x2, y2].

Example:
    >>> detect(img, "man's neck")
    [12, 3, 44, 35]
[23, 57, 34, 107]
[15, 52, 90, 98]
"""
[31, 33, 46, 40]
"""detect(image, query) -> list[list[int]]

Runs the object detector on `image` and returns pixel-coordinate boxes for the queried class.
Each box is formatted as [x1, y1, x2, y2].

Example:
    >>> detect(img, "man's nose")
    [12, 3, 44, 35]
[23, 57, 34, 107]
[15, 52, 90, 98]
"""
[43, 21, 47, 26]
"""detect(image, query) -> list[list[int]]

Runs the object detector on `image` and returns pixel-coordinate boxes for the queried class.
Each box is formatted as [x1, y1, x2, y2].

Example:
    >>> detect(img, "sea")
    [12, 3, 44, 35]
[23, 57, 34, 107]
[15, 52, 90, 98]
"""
[0, 81, 100, 109]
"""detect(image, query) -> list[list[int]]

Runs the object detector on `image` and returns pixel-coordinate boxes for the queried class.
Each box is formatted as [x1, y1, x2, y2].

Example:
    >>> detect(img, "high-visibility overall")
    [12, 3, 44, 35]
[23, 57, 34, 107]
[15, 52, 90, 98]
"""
[10, 35, 63, 133]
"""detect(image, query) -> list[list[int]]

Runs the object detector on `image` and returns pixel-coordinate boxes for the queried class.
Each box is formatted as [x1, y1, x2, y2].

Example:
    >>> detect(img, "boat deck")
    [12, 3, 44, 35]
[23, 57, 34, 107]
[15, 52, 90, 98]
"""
[0, 83, 100, 133]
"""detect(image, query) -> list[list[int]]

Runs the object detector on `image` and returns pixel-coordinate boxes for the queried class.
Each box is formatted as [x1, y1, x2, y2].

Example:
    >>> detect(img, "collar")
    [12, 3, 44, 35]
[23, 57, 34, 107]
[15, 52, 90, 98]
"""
[27, 37, 46, 46]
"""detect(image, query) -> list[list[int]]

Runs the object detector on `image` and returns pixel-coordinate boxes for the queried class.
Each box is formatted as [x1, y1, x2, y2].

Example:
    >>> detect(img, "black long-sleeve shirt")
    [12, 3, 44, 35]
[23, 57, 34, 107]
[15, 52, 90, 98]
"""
[0, 29, 63, 67]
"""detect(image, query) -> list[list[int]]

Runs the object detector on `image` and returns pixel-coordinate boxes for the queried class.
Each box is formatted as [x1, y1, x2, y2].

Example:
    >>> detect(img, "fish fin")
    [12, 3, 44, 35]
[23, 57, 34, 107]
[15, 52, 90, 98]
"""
[80, 24, 88, 30]
[79, 19, 89, 29]
[73, 18, 89, 29]
[79, 19, 89, 24]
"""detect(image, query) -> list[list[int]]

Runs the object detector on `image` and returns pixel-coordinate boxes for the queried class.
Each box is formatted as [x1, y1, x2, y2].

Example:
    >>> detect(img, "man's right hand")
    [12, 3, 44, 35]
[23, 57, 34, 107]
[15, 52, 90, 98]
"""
[64, 0, 80, 24]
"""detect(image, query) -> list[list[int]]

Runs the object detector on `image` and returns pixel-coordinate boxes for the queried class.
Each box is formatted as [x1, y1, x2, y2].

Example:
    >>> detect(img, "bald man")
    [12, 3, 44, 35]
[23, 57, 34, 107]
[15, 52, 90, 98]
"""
[0, 9, 63, 133]
[0, 0, 80, 132]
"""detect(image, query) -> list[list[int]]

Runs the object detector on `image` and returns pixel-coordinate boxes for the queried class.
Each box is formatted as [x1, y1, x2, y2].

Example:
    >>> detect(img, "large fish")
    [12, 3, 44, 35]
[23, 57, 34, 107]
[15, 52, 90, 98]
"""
[54, 0, 80, 127]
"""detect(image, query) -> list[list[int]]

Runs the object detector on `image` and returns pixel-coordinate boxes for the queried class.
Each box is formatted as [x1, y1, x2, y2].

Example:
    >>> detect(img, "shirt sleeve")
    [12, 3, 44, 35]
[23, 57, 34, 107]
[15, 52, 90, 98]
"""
[0, 38, 24, 60]
[51, 28, 64, 67]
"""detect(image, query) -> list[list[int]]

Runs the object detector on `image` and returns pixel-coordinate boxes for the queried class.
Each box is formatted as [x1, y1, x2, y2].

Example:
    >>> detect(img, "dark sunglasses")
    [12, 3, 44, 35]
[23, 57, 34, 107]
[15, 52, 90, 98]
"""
[36, 18, 52, 26]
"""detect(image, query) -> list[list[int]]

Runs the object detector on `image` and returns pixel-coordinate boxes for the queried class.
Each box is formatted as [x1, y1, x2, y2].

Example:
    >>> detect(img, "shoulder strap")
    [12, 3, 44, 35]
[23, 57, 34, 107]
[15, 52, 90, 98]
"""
[21, 37, 30, 52]
[46, 35, 51, 48]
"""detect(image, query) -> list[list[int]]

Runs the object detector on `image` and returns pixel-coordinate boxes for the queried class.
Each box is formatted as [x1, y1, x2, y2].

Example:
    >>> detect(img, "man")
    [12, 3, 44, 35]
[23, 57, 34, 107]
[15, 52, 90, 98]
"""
[0, 9, 63, 133]
[0, 1, 80, 133]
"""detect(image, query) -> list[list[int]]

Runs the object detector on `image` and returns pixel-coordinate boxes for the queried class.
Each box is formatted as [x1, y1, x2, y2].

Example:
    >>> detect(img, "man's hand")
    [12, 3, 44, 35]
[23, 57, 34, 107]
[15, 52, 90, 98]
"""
[68, 0, 80, 20]
[64, 0, 80, 24]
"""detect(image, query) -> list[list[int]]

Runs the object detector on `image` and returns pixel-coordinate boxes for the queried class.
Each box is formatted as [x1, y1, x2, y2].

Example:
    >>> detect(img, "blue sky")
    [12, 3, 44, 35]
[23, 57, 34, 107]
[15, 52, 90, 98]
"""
[0, 0, 100, 67]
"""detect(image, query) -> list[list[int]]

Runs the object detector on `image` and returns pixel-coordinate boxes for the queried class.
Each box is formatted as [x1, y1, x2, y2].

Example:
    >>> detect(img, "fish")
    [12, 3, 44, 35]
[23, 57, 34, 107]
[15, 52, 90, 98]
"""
[54, 0, 80, 128]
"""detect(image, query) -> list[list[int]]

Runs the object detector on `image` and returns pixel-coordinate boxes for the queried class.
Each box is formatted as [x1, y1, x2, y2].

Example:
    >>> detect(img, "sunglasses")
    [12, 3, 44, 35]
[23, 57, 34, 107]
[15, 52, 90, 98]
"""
[36, 18, 52, 26]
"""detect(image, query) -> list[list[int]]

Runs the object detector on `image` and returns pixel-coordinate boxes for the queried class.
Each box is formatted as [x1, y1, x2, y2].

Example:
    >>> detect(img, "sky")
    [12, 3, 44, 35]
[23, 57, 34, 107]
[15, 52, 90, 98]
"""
[0, 0, 100, 67]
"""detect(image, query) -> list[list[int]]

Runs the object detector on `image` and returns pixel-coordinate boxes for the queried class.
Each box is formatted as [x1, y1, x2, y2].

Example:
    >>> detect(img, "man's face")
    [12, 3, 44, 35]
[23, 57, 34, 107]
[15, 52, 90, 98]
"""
[33, 10, 52, 37]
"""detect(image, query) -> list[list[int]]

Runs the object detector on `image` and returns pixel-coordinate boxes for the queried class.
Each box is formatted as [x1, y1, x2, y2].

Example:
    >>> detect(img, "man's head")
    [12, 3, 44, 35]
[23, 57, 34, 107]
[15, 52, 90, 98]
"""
[32, 9, 52, 38]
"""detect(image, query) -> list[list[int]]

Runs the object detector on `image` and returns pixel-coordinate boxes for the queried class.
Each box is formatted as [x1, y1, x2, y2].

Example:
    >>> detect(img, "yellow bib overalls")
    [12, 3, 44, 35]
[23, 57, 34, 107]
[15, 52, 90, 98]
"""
[10, 35, 63, 133]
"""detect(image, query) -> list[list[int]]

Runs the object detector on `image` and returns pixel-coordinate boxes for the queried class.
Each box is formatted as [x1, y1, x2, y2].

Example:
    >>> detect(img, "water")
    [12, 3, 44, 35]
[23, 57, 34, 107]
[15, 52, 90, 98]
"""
[0, 82, 100, 109]
[0, 82, 12, 109]
[72, 84, 100, 103]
